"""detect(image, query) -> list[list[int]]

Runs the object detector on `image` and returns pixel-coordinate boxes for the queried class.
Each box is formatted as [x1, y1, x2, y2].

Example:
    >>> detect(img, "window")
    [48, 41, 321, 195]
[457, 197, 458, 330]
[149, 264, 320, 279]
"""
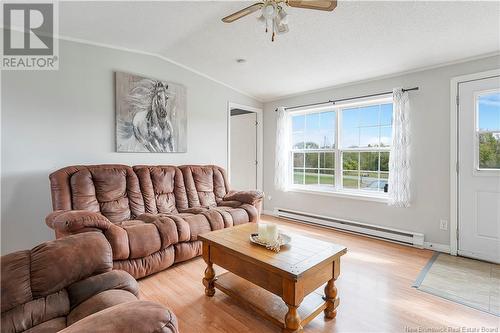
[289, 97, 393, 197]
[292, 111, 336, 187]
[477, 91, 500, 170]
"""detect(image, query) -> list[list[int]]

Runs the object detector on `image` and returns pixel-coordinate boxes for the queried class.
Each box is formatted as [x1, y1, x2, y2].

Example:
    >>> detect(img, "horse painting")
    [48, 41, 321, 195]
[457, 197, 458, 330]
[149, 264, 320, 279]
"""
[115, 72, 187, 153]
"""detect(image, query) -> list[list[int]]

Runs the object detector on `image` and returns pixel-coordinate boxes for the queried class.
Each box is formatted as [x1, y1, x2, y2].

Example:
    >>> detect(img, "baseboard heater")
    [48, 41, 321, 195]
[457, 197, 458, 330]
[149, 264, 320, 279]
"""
[273, 208, 424, 248]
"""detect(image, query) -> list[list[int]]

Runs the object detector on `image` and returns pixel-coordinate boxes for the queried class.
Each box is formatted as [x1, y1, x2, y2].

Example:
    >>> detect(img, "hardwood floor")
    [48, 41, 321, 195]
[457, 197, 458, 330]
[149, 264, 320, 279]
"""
[139, 215, 499, 332]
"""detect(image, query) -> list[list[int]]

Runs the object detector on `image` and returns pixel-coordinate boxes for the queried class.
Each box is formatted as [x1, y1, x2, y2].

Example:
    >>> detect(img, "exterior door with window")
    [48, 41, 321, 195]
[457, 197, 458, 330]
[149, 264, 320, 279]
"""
[458, 76, 500, 263]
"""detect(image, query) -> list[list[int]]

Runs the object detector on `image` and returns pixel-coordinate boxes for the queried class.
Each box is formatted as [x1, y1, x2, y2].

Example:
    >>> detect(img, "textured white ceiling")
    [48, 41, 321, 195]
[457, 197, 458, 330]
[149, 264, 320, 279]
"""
[60, 1, 500, 101]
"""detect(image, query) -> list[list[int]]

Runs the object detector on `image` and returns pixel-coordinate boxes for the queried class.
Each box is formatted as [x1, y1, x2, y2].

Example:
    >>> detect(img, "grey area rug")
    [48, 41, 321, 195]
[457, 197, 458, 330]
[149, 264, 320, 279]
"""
[413, 252, 500, 316]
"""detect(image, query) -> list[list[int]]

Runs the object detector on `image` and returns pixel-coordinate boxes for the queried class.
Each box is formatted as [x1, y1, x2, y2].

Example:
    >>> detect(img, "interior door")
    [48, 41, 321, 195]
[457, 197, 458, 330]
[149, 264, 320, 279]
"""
[458, 76, 500, 263]
[230, 111, 257, 190]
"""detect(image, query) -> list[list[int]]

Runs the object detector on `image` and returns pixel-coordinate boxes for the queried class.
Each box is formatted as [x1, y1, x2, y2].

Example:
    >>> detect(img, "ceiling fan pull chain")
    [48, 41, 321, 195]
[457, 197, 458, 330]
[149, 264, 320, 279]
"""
[272, 18, 276, 42]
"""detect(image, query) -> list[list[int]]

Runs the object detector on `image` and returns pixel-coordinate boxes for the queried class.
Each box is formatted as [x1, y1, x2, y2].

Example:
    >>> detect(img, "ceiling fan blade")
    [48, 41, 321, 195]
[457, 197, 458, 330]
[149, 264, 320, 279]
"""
[222, 3, 264, 23]
[286, 0, 337, 11]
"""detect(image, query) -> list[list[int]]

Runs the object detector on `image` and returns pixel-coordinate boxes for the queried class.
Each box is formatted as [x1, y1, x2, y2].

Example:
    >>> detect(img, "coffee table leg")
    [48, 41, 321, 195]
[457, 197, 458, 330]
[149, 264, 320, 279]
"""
[324, 258, 340, 319]
[202, 242, 216, 297]
[284, 304, 302, 333]
[203, 262, 216, 297]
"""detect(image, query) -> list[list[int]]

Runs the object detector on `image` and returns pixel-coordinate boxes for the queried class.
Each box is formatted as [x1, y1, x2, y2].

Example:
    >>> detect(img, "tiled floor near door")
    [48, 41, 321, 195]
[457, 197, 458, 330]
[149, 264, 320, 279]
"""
[415, 253, 500, 316]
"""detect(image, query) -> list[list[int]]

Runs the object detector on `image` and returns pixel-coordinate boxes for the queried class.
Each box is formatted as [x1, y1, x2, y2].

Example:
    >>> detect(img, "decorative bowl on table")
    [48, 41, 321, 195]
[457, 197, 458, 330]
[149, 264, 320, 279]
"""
[250, 233, 291, 252]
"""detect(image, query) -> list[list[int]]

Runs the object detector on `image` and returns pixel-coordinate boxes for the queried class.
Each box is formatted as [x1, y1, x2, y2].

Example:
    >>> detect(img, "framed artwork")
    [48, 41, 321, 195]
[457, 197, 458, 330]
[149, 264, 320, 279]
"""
[115, 71, 187, 152]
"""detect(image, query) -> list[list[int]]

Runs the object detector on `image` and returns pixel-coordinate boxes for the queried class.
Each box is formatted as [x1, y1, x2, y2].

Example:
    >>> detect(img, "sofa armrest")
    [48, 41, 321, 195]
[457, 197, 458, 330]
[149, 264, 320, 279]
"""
[67, 270, 138, 309]
[59, 301, 179, 333]
[46, 210, 112, 234]
[223, 190, 264, 206]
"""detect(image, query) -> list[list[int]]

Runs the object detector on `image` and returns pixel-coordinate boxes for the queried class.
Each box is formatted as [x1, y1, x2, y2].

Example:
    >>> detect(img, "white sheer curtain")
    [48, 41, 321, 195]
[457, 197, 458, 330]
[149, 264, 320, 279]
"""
[388, 88, 411, 207]
[274, 107, 290, 191]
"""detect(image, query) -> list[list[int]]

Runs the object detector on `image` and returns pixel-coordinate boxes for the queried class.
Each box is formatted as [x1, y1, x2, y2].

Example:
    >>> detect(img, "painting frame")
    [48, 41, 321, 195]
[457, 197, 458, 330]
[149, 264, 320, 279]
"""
[115, 71, 187, 153]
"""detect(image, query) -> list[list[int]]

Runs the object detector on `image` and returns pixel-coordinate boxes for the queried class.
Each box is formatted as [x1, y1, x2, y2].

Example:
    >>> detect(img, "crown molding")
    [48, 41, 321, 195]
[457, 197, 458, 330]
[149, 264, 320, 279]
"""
[53, 34, 264, 103]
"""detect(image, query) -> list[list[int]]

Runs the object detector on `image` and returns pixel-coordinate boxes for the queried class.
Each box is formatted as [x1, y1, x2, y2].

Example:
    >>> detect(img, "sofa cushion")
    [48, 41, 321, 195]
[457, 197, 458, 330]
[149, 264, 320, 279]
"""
[113, 246, 175, 279]
[59, 301, 178, 333]
[182, 214, 212, 241]
[134, 166, 189, 214]
[174, 241, 202, 263]
[201, 209, 225, 231]
[136, 214, 179, 249]
[156, 214, 191, 243]
[103, 224, 129, 260]
[66, 289, 137, 326]
[180, 165, 229, 208]
[67, 270, 138, 308]
[121, 222, 162, 259]
[24, 317, 67, 333]
[1, 250, 32, 313]
[30, 233, 112, 298]
[211, 206, 251, 226]
[70, 166, 145, 223]
[1, 290, 69, 333]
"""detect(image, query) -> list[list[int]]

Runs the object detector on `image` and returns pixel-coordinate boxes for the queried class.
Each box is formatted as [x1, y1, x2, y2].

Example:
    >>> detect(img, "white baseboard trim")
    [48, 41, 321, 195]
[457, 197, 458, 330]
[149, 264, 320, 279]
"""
[263, 209, 451, 254]
[423, 242, 451, 254]
[262, 207, 424, 248]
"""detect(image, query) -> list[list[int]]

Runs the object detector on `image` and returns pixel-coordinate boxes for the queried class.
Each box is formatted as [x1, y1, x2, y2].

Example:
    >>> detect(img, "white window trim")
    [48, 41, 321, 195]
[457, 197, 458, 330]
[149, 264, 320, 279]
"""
[287, 96, 393, 200]
[473, 88, 500, 175]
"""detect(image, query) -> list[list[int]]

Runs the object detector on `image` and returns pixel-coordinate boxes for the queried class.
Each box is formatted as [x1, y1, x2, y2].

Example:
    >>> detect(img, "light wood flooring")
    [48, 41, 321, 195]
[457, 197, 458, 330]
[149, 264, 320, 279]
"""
[139, 215, 499, 332]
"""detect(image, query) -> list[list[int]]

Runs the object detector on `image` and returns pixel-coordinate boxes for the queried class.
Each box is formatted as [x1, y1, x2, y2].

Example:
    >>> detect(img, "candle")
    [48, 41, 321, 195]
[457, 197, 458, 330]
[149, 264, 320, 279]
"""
[258, 223, 268, 243]
[267, 223, 279, 243]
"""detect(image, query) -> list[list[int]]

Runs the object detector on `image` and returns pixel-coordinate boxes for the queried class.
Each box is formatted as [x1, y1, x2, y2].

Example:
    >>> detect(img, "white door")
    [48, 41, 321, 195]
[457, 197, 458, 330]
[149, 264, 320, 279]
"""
[458, 75, 500, 263]
[230, 112, 257, 190]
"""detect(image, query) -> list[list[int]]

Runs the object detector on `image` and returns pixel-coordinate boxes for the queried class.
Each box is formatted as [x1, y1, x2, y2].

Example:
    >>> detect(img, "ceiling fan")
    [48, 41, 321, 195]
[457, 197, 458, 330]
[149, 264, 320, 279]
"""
[222, 0, 337, 42]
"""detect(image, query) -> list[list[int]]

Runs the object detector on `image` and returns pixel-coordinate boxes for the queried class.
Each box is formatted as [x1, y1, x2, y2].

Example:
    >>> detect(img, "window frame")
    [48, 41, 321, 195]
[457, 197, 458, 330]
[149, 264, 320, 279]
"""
[287, 96, 393, 199]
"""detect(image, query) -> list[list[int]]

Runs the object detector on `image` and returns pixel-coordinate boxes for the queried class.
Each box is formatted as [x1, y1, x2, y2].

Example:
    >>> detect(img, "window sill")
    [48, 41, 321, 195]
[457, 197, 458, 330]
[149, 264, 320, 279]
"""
[287, 186, 389, 203]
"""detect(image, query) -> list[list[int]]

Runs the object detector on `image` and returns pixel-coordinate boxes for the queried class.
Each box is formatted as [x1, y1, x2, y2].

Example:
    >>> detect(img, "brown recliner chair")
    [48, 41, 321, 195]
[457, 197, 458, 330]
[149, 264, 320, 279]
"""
[0, 232, 178, 333]
[45, 164, 263, 279]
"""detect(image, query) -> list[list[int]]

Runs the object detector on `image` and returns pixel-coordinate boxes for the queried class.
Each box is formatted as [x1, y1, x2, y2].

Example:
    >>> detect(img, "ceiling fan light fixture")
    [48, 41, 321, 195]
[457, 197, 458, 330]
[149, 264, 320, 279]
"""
[277, 7, 288, 25]
[221, 0, 336, 42]
[262, 2, 276, 20]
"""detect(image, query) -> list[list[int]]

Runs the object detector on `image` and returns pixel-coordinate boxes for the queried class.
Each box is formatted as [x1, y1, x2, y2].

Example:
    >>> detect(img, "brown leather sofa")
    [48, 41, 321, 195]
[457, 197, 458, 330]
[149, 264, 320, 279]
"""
[45, 164, 263, 279]
[0, 232, 179, 333]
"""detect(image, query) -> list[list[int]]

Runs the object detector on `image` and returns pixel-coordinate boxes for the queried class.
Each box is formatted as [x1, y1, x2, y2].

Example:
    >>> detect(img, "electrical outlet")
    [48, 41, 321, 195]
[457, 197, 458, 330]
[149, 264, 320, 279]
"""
[439, 219, 448, 231]
[268, 195, 272, 201]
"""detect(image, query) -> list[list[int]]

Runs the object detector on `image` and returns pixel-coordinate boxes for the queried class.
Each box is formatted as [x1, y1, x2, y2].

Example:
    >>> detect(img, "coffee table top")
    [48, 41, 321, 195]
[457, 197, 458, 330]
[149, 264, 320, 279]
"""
[199, 223, 347, 279]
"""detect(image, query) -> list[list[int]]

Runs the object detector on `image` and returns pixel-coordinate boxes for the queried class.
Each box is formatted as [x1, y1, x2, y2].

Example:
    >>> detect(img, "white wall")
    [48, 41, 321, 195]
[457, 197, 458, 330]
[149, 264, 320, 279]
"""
[263, 55, 500, 247]
[1, 39, 261, 253]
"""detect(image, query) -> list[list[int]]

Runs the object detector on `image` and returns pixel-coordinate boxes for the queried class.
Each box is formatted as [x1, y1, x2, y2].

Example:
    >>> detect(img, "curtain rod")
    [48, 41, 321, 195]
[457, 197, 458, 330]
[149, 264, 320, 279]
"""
[275, 87, 419, 112]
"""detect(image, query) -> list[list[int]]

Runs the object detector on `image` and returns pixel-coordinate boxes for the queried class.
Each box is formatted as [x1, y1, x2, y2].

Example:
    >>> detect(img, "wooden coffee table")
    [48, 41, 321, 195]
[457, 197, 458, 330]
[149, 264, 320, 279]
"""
[199, 223, 347, 333]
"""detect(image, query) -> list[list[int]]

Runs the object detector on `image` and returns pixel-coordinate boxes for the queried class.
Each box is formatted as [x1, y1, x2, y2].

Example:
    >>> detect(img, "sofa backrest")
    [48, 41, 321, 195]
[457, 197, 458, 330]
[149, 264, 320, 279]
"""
[49, 165, 145, 223]
[179, 165, 230, 208]
[133, 165, 188, 214]
[49, 164, 232, 220]
[1, 232, 112, 333]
